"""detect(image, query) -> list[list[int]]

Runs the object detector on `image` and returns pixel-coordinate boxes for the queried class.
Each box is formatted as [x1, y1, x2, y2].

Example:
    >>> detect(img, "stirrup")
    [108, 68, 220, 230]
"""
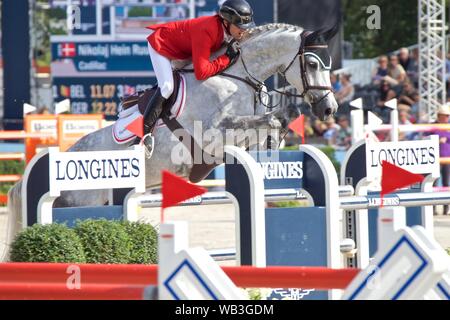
[141, 133, 155, 159]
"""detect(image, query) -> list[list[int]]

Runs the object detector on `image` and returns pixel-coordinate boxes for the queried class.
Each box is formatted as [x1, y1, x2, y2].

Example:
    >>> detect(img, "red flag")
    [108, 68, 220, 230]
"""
[381, 160, 424, 198]
[288, 115, 305, 144]
[125, 116, 144, 138]
[161, 170, 207, 209]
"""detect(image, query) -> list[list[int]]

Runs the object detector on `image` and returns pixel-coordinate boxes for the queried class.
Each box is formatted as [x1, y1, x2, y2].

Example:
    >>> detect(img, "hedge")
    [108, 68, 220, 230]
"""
[10, 220, 158, 264]
[10, 223, 86, 263]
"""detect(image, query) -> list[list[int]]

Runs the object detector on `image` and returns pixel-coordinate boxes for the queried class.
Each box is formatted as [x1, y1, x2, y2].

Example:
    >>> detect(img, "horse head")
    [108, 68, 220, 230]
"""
[282, 23, 339, 121]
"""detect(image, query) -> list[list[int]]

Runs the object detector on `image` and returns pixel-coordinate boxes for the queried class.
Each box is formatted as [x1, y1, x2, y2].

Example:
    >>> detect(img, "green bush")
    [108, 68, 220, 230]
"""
[282, 145, 341, 176]
[318, 146, 340, 174]
[0, 160, 25, 201]
[122, 221, 158, 264]
[75, 219, 132, 264]
[10, 220, 160, 264]
[10, 223, 86, 263]
[128, 7, 152, 17]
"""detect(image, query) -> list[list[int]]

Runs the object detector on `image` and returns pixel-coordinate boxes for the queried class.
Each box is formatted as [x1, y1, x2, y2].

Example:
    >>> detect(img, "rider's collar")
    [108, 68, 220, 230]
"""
[223, 28, 233, 43]
[304, 46, 332, 70]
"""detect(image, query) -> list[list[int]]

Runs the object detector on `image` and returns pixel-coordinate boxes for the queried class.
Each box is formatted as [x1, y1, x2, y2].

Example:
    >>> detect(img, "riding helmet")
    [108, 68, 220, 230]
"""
[219, 0, 255, 30]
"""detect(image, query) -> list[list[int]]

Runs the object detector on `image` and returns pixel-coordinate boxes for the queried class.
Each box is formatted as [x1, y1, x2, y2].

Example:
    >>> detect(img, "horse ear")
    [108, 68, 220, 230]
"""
[303, 30, 320, 46]
[321, 22, 340, 42]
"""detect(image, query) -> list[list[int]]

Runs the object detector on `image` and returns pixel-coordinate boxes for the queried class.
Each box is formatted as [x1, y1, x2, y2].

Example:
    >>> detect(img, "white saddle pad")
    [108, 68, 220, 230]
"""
[112, 74, 187, 144]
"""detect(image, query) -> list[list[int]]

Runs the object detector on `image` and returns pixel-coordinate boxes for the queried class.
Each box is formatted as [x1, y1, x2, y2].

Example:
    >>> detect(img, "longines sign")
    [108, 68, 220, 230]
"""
[49, 146, 145, 197]
[365, 135, 440, 182]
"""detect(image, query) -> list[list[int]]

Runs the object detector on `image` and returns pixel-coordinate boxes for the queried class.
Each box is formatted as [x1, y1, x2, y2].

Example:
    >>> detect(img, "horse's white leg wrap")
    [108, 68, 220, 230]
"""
[148, 41, 174, 99]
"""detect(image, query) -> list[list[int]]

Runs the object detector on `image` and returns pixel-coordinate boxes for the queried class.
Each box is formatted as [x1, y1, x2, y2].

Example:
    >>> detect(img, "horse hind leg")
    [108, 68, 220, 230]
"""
[2, 181, 23, 261]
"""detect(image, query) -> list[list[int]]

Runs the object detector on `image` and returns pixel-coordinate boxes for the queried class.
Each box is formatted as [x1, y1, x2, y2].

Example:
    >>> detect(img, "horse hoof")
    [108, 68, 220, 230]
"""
[142, 134, 155, 159]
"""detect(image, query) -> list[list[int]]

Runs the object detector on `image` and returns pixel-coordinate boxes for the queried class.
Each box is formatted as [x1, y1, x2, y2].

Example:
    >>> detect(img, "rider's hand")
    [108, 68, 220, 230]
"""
[225, 40, 240, 62]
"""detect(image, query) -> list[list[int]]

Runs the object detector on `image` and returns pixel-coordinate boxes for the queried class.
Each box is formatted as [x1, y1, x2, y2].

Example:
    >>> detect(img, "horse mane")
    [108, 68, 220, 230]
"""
[245, 23, 304, 39]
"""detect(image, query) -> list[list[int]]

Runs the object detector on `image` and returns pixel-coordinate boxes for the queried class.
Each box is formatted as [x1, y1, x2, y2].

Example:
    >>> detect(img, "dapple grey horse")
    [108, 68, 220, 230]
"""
[4, 23, 338, 260]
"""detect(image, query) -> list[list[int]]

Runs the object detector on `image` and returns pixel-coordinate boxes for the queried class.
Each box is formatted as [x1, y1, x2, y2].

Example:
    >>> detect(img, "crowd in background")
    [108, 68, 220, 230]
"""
[289, 48, 450, 213]
[297, 46, 450, 153]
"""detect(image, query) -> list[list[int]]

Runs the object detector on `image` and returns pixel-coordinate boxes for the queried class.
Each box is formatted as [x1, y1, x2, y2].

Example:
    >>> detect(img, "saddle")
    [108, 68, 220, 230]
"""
[120, 71, 182, 118]
[118, 70, 219, 183]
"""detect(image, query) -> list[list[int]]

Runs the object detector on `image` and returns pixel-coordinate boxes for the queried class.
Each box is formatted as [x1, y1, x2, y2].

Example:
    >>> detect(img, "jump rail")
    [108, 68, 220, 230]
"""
[339, 191, 450, 210]
[0, 263, 359, 300]
[135, 186, 355, 209]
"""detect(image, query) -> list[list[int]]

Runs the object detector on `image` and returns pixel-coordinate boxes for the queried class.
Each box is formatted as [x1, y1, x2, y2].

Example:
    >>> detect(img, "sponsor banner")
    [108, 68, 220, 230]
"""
[365, 135, 440, 181]
[367, 196, 401, 207]
[57, 114, 104, 151]
[26, 116, 58, 134]
[49, 146, 145, 197]
[251, 151, 304, 190]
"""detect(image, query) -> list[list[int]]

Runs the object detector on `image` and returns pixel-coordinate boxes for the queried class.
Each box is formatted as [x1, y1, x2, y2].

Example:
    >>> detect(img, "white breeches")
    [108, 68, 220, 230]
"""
[147, 31, 174, 99]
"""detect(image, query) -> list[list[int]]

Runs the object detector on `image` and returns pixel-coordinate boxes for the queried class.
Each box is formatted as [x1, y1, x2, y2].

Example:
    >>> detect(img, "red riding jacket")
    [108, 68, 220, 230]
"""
[146, 15, 230, 81]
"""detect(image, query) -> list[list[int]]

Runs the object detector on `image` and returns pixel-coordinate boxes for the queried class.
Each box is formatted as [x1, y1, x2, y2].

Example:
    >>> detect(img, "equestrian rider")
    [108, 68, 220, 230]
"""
[143, 0, 255, 138]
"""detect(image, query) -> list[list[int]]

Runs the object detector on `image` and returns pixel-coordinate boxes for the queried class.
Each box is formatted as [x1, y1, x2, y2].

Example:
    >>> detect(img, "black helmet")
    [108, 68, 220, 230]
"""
[219, 0, 255, 30]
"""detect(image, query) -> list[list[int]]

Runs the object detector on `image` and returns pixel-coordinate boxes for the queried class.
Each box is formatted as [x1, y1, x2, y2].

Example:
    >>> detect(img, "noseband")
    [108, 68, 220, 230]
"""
[280, 43, 333, 99]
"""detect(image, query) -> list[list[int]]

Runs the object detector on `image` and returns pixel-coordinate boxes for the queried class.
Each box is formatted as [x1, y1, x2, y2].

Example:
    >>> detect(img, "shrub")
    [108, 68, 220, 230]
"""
[75, 219, 132, 264]
[10, 223, 86, 263]
[122, 221, 158, 264]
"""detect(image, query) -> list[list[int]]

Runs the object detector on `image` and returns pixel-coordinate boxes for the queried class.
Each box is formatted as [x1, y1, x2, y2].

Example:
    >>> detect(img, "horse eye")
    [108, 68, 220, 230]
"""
[308, 62, 318, 69]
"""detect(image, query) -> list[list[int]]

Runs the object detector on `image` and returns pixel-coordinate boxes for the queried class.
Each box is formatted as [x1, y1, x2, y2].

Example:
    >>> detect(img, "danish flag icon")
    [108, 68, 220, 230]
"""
[60, 43, 76, 57]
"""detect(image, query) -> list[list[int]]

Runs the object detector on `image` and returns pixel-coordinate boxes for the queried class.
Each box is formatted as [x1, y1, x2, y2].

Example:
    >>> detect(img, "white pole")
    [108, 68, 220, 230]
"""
[350, 109, 364, 144]
[189, 0, 195, 19]
[391, 109, 399, 142]
[349, 98, 364, 144]
[110, 5, 116, 38]
[96, 0, 103, 36]
[385, 99, 398, 142]
[67, 0, 72, 35]
[377, 207, 406, 251]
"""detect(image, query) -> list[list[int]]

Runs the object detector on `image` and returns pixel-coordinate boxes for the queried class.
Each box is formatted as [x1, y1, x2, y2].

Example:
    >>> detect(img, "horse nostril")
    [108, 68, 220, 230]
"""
[325, 108, 333, 116]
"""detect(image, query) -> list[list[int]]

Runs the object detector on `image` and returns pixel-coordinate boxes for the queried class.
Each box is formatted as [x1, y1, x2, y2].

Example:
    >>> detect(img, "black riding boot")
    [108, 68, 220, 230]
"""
[135, 88, 166, 157]
[143, 87, 167, 135]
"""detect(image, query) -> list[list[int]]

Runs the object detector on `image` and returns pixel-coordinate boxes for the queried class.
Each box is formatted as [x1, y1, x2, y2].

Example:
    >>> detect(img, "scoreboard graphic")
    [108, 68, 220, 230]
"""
[51, 40, 155, 120]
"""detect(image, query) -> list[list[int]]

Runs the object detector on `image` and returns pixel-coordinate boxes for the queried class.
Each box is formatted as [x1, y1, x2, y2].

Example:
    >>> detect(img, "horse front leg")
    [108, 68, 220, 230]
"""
[217, 114, 282, 150]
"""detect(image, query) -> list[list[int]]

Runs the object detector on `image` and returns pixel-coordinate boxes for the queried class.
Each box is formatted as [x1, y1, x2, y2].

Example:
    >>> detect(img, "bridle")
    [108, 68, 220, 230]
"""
[225, 32, 334, 111]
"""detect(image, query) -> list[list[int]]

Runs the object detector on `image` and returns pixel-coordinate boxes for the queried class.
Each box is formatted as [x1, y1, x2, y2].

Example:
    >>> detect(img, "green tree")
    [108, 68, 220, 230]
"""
[343, 0, 419, 58]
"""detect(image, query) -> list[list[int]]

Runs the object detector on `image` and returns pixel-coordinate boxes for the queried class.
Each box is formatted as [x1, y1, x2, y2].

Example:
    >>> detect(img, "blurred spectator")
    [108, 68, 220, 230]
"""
[330, 73, 341, 92]
[372, 55, 389, 85]
[335, 74, 354, 105]
[398, 80, 420, 113]
[409, 48, 420, 87]
[375, 80, 397, 122]
[36, 106, 50, 114]
[385, 54, 407, 85]
[398, 47, 418, 87]
[333, 115, 352, 150]
[398, 48, 411, 71]
[429, 104, 450, 215]
[398, 109, 414, 141]
[312, 118, 327, 137]
[398, 109, 412, 125]
[303, 115, 314, 138]
[323, 117, 340, 145]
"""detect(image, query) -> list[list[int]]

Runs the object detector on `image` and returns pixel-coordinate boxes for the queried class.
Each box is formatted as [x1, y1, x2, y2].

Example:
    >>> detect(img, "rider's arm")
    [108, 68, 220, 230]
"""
[191, 29, 230, 81]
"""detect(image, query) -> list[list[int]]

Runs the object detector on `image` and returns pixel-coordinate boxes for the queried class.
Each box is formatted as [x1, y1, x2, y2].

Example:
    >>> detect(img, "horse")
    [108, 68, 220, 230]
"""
[4, 23, 339, 260]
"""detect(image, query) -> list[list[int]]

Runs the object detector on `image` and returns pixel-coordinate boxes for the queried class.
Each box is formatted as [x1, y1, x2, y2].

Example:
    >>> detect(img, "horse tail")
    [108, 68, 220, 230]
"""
[2, 180, 23, 261]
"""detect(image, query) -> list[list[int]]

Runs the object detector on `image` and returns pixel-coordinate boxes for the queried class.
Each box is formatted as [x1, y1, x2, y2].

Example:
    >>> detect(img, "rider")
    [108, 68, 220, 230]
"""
[142, 0, 255, 138]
